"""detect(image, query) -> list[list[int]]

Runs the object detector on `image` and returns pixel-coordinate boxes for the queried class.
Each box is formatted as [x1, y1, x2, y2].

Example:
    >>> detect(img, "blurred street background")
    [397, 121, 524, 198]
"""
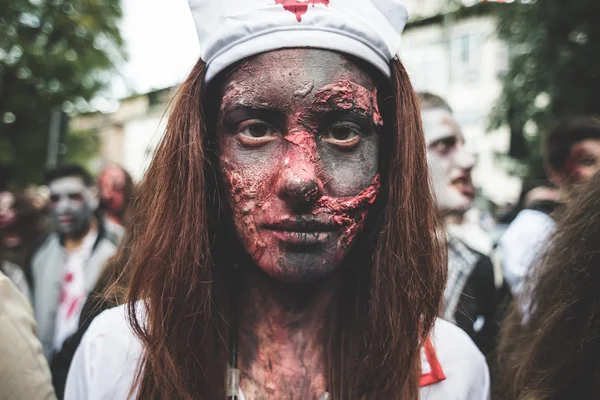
[1, 0, 599, 222]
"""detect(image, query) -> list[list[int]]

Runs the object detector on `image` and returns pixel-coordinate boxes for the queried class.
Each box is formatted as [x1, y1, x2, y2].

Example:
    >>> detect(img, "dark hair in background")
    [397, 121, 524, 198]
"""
[0, 164, 14, 191]
[1, 191, 47, 277]
[109, 57, 446, 399]
[44, 163, 94, 186]
[497, 171, 600, 399]
[543, 115, 600, 173]
[417, 92, 452, 113]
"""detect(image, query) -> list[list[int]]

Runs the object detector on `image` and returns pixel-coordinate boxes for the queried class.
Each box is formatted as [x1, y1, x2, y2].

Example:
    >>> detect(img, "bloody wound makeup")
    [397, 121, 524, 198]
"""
[562, 139, 600, 184]
[217, 49, 381, 282]
[275, 0, 330, 22]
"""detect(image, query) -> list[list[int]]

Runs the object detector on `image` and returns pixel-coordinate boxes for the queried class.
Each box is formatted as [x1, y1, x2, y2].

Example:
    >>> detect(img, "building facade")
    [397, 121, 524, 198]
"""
[400, 1, 521, 205]
[70, 88, 171, 181]
[72, 1, 521, 205]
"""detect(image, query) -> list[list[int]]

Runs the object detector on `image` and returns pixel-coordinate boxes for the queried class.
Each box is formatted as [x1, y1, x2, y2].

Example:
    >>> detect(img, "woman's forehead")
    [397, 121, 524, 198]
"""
[218, 49, 377, 107]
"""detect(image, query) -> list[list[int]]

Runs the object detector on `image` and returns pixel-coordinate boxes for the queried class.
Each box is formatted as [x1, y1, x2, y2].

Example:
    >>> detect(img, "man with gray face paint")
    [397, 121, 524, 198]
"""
[419, 93, 507, 357]
[31, 164, 117, 362]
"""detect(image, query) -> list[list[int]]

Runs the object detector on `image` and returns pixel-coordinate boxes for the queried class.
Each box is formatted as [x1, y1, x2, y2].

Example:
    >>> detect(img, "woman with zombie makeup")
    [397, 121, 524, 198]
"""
[496, 171, 600, 400]
[65, 1, 489, 399]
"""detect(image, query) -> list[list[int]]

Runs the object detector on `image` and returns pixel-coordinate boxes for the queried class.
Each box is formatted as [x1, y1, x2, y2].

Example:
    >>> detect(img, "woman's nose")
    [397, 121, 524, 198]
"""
[277, 156, 324, 209]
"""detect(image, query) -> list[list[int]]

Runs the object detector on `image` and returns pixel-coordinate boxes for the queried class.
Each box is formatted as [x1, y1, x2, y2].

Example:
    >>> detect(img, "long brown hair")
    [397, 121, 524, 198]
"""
[115, 56, 446, 399]
[497, 172, 600, 399]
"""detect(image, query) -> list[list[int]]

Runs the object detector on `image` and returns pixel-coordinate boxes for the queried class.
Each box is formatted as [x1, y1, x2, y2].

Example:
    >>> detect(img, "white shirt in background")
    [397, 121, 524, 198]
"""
[52, 231, 98, 352]
[498, 209, 556, 296]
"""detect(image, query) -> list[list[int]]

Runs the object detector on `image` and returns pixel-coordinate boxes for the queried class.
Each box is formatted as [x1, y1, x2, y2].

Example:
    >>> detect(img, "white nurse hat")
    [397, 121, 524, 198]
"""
[187, 0, 409, 83]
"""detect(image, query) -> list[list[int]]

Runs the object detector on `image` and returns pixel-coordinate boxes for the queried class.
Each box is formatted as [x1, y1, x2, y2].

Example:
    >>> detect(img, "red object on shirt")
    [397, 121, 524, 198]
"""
[420, 338, 446, 387]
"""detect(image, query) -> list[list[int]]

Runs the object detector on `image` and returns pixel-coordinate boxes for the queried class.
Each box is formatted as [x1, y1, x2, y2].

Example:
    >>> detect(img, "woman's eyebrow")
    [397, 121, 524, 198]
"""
[303, 107, 372, 125]
[222, 104, 285, 126]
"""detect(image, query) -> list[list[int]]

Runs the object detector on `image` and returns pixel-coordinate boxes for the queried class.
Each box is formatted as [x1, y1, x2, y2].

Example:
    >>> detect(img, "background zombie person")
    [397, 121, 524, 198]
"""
[0, 190, 46, 300]
[65, 1, 489, 399]
[50, 196, 137, 399]
[31, 164, 117, 360]
[496, 171, 600, 400]
[419, 92, 507, 357]
[97, 164, 134, 245]
[499, 115, 600, 297]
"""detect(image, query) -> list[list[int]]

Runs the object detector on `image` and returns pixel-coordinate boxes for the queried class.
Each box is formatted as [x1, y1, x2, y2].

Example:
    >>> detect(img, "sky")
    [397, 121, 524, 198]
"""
[115, 0, 200, 98]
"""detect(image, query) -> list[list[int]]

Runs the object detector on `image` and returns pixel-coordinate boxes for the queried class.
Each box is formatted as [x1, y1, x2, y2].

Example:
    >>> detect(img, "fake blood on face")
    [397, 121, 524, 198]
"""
[275, 0, 330, 22]
[217, 49, 382, 282]
[562, 140, 600, 184]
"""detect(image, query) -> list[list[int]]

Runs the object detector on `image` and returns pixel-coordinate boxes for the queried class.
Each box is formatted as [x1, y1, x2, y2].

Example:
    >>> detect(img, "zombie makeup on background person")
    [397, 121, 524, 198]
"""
[422, 107, 476, 214]
[0, 192, 17, 230]
[543, 116, 600, 193]
[98, 164, 129, 225]
[216, 49, 382, 282]
[562, 139, 600, 184]
[0, 191, 20, 249]
[48, 177, 99, 237]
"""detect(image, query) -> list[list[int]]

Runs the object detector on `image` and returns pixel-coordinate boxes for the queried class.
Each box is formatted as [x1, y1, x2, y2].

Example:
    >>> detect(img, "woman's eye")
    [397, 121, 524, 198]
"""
[322, 124, 361, 149]
[236, 121, 278, 146]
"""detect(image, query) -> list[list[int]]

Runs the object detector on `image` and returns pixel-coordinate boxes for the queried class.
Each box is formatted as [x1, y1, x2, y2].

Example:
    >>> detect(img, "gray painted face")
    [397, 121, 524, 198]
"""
[422, 108, 476, 214]
[48, 177, 98, 237]
[216, 49, 381, 282]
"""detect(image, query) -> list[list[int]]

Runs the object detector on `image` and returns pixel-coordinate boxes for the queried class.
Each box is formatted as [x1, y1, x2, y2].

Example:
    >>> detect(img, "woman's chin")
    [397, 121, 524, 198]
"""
[254, 254, 340, 284]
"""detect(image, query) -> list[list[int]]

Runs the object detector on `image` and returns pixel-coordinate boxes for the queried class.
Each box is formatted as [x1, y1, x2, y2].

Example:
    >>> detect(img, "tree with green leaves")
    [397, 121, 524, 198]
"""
[0, 0, 125, 187]
[491, 0, 600, 182]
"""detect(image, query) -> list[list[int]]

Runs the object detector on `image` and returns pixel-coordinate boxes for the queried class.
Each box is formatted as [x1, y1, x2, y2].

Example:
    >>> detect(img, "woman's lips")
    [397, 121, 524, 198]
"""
[269, 230, 333, 245]
[262, 218, 338, 245]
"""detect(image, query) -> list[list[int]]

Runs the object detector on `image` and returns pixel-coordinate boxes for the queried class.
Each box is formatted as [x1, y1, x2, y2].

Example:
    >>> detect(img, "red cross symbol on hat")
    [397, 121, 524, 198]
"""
[275, 0, 330, 22]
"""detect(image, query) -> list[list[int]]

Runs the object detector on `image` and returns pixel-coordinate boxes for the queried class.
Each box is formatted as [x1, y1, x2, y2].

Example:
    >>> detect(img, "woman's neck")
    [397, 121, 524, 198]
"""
[237, 265, 337, 399]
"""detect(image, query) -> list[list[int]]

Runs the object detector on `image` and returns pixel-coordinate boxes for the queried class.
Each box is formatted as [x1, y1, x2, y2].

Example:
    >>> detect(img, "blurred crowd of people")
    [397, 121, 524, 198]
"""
[0, 163, 133, 399]
[423, 104, 600, 398]
[2, 96, 599, 399]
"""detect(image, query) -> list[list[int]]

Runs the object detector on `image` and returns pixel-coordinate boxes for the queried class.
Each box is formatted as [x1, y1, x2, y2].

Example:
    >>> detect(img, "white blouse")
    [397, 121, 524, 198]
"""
[65, 305, 490, 400]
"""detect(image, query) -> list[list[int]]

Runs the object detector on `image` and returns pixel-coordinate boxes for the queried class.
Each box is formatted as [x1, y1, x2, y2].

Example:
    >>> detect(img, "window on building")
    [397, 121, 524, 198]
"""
[496, 42, 509, 77]
[452, 33, 481, 84]
[460, 35, 471, 64]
